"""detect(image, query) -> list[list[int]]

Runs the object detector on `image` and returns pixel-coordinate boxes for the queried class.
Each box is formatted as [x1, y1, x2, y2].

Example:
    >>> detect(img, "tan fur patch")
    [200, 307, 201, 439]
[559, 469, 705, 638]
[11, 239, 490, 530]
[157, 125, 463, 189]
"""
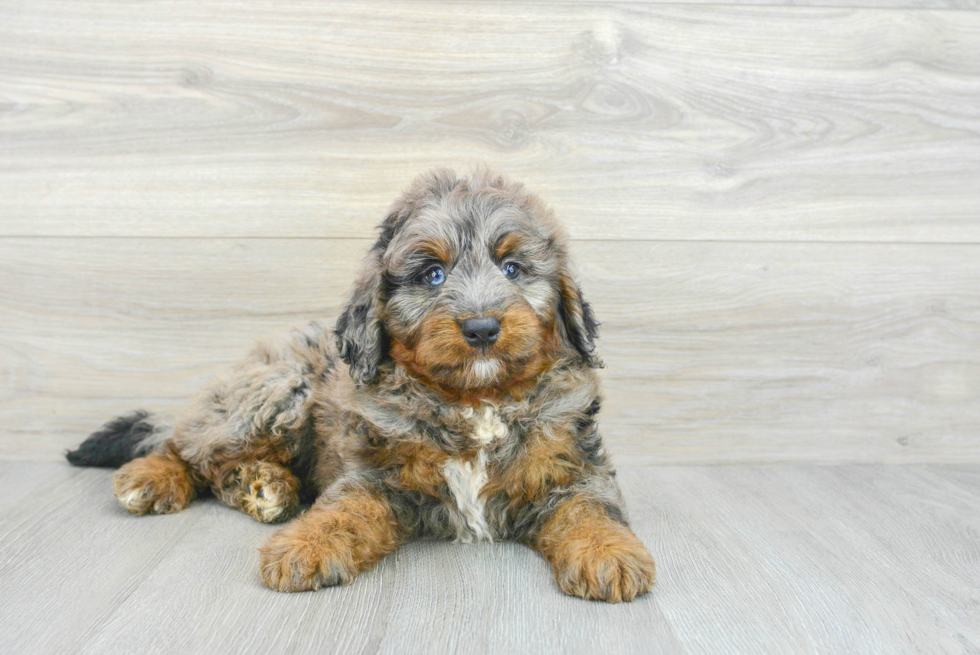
[413, 311, 473, 370]
[113, 445, 200, 515]
[559, 273, 585, 325]
[485, 430, 583, 506]
[494, 231, 525, 261]
[364, 440, 450, 497]
[416, 237, 454, 264]
[535, 495, 656, 603]
[389, 301, 560, 402]
[259, 487, 401, 592]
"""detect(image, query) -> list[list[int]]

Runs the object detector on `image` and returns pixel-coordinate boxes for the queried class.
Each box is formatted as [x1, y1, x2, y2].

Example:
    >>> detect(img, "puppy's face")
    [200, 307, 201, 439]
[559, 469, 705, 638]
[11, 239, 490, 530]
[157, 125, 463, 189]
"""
[381, 195, 563, 391]
[336, 169, 600, 394]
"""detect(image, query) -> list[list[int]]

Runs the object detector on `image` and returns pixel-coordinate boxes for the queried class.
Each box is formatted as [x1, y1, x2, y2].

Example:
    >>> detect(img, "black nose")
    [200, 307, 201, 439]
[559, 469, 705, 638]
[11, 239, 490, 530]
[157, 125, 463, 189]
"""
[460, 316, 501, 348]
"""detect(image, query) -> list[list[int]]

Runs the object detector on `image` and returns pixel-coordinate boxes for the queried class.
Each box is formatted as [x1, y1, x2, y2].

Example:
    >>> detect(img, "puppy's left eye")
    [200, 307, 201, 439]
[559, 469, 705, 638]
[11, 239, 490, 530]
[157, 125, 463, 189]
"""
[502, 262, 521, 280]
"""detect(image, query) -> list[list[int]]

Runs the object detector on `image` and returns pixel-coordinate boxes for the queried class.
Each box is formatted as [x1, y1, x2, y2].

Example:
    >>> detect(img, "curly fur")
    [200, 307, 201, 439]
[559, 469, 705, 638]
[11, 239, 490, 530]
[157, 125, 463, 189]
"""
[67, 167, 655, 602]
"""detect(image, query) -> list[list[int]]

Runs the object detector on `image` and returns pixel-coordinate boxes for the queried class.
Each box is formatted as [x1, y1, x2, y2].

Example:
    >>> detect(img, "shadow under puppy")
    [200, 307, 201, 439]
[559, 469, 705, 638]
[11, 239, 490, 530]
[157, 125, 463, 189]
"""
[67, 168, 656, 602]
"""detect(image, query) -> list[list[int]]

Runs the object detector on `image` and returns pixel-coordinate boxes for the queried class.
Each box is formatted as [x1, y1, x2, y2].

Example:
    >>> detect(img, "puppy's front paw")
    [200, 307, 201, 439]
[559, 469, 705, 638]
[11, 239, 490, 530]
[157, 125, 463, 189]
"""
[552, 529, 656, 602]
[537, 498, 656, 603]
[258, 515, 356, 592]
[113, 452, 195, 515]
[259, 488, 400, 593]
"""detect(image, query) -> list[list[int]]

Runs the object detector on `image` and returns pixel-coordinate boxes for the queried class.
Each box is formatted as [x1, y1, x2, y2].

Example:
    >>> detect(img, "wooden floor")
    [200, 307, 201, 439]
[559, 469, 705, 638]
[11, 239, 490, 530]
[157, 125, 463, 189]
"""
[1, 462, 977, 654]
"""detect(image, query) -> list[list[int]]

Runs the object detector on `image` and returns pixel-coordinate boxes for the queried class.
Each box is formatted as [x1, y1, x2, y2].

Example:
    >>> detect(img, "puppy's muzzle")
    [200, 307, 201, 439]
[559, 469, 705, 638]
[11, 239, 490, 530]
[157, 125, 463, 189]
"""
[460, 316, 500, 348]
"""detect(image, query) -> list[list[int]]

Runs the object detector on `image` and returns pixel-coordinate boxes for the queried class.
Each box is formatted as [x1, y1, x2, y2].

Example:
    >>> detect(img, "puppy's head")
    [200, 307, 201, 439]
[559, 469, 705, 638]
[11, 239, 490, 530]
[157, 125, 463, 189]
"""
[336, 168, 600, 393]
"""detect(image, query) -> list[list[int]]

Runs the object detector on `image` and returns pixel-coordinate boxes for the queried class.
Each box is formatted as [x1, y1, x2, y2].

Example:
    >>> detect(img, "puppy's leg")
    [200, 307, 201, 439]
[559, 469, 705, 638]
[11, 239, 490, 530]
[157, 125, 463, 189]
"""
[533, 494, 655, 603]
[213, 460, 301, 524]
[171, 323, 331, 521]
[113, 444, 203, 515]
[259, 484, 402, 592]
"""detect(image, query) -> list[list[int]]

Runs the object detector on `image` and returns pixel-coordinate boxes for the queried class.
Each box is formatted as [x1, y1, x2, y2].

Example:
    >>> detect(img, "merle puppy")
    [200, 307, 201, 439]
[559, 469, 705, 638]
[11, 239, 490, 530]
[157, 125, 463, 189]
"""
[68, 168, 656, 603]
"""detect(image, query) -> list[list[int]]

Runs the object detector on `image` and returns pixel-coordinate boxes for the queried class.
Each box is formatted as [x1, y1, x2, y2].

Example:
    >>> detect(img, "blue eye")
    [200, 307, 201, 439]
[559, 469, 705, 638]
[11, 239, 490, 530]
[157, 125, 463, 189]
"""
[423, 266, 445, 286]
[502, 262, 521, 279]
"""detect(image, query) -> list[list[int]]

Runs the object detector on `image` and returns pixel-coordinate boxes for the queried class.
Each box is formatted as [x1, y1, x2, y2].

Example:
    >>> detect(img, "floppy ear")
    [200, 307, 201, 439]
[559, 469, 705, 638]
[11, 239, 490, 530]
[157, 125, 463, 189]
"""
[336, 193, 419, 385]
[558, 272, 602, 368]
[335, 251, 387, 385]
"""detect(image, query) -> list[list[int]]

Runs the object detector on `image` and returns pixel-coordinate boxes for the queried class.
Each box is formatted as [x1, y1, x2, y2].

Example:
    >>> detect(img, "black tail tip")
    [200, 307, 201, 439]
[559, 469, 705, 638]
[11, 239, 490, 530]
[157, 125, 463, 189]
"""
[64, 447, 89, 467]
[66, 410, 154, 468]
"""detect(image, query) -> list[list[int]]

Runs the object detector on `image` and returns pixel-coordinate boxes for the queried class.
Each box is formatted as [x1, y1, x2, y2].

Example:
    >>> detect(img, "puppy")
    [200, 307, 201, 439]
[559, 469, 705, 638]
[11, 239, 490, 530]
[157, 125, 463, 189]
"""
[67, 168, 656, 602]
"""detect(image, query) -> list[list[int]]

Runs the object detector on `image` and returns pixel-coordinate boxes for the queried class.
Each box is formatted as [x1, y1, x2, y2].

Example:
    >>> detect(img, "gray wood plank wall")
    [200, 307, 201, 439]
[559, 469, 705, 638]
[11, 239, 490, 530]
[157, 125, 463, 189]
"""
[1, 0, 979, 463]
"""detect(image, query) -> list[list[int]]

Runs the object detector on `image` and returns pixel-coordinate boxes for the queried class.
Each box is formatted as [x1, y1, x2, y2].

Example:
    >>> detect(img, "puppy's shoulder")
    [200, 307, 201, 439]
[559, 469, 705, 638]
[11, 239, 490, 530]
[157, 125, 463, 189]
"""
[522, 358, 602, 421]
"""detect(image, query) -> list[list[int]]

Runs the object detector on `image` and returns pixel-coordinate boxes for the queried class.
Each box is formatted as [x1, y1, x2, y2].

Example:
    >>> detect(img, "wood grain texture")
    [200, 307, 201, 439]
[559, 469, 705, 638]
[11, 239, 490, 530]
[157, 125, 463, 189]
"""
[623, 466, 980, 653]
[1, 237, 978, 464]
[0, 468, 207, 654]
[77, 503, 398, 655]
[374, 540, 681, 655]
[1, 464, 978, 654]
[0, 461, 80, 509]
[495, 0, 980, 7]
[1, 2, 979, 242]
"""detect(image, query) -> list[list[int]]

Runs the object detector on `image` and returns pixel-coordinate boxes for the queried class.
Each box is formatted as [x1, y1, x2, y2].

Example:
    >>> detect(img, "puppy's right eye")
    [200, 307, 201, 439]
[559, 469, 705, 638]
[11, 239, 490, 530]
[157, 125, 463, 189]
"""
[422, 265, 446, 286]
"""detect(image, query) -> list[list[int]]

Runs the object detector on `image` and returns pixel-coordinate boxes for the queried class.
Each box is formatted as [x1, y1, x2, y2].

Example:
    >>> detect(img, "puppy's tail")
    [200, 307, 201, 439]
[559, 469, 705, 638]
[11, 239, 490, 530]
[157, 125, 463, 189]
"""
[65, 410, 173, 468]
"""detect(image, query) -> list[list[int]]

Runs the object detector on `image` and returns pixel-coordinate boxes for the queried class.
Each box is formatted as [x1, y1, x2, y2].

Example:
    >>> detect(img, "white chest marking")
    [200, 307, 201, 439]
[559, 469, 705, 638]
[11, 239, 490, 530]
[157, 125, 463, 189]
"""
[441, 405, 508, 542]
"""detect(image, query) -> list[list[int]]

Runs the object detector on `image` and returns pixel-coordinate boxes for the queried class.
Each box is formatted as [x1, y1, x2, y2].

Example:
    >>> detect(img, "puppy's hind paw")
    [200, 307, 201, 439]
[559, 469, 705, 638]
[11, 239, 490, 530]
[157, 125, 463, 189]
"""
[222, 461, 301, 524]
[113, 451, 196, 515]
[245, 476, 300, 523]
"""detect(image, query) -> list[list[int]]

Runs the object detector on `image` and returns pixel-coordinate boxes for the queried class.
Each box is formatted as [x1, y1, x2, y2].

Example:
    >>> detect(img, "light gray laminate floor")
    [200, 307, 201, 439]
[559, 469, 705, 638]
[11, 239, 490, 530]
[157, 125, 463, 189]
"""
[1, 462, 977, 654]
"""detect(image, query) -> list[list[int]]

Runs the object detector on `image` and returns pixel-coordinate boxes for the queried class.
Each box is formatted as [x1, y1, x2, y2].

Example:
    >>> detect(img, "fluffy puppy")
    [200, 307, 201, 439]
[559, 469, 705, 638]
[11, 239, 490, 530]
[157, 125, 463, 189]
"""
[67, 168, 656, 602]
